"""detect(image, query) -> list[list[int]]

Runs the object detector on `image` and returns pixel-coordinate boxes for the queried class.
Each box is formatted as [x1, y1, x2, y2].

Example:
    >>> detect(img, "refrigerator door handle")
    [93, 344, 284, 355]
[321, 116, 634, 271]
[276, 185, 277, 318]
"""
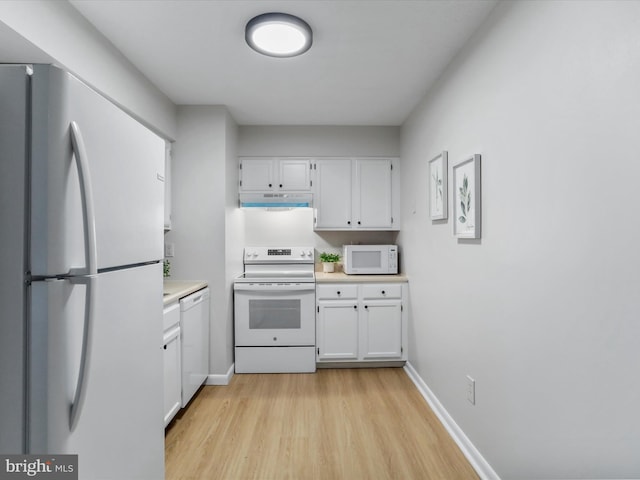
[69, 121, 98, 276]
[69, 274, 96, 430]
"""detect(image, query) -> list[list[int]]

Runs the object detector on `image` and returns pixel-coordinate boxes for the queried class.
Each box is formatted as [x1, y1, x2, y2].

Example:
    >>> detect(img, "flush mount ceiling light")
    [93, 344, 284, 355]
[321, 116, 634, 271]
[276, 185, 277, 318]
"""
[245, 12, 313, 58]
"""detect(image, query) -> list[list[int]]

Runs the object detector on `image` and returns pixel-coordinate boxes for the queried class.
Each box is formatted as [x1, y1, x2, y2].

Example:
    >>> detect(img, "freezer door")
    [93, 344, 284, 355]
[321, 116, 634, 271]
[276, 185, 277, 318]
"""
[29, 263, 164, 480]
[30, 65, 165, 276]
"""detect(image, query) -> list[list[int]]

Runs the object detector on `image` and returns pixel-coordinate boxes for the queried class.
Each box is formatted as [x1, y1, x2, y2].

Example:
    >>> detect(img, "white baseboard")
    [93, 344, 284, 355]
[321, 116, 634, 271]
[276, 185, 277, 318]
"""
[403, 362, 500, 480]
[205, 363, 235, 386]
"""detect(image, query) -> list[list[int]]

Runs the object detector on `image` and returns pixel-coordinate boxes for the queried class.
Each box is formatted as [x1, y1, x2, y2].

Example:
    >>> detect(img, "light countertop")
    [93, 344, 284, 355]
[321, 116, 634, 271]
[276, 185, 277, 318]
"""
[163, 280, 208, 305]
[315, 272, 408, 283]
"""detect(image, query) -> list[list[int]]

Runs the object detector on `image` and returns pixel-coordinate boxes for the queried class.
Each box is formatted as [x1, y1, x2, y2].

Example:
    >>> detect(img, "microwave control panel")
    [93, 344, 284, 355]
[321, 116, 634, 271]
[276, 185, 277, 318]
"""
[389, 247, 398, 271]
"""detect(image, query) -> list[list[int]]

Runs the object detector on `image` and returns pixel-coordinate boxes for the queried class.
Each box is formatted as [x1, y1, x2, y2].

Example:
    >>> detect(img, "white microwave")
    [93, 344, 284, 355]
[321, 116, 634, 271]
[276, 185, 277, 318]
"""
[343, 245, 398, 275]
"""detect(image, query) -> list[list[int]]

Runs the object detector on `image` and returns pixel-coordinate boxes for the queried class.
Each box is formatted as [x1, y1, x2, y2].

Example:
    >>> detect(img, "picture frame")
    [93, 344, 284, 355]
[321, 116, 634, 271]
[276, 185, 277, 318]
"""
[428, 151, 448, 220]
[453, 154, 481, 239]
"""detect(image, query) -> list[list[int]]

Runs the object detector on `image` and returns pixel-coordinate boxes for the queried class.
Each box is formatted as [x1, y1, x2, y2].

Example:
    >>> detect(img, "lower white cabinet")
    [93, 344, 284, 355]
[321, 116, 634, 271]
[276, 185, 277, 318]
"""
[317, 305, 359, 361]
[163, 285, 210, 427]
[361, 301, 403, 359]
[316, 282, 408, 364]
[163, 302, 181, 427]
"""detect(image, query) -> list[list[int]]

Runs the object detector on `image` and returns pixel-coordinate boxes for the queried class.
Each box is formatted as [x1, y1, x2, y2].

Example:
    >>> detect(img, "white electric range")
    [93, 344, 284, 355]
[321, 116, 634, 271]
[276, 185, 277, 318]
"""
[233, 247, 316, 373]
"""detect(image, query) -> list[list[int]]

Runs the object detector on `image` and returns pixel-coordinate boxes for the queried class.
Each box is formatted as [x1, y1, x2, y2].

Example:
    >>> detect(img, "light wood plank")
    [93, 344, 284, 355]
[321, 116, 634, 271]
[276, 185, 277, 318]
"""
[165, 368, 478, 480]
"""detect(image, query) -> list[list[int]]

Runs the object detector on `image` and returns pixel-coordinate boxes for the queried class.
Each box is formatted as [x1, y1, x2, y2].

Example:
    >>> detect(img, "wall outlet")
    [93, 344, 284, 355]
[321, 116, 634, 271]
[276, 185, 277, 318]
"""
[164, 242, 175, 258]
[466, 375, 476, 405]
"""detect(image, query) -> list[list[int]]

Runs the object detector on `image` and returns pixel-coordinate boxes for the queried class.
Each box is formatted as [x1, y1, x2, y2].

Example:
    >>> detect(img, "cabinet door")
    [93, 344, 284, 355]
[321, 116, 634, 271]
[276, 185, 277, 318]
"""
[163, 326, 181, 427]
[354, 158, 393, 228]
[317, 302, 359, 360]
[361, 301, 402, 359]
[314, 159, 352, 229]
[240, 158, 275, 191]
[279, 158, 311, 191]
[164, 142, 172, 230]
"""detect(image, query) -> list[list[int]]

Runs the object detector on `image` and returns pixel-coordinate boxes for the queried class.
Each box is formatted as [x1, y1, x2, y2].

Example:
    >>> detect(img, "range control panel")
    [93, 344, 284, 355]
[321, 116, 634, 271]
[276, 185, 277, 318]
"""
[244, 247, 314, 264]
[267, 248, 291, 256]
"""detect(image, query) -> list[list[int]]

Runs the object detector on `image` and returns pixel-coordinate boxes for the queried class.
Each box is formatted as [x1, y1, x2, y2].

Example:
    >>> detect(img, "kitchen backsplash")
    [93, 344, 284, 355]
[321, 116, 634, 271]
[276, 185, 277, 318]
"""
[243, 208, 398, 252]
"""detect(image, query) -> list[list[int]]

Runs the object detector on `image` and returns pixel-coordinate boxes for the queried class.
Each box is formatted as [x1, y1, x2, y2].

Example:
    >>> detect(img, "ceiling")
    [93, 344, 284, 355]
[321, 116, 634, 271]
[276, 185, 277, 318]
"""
[69, 1, 497, 126]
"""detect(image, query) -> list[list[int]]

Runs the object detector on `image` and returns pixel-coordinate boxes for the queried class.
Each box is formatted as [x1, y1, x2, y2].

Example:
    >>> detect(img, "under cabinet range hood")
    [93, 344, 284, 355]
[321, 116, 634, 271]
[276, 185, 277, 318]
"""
[239, 192, 312, 209]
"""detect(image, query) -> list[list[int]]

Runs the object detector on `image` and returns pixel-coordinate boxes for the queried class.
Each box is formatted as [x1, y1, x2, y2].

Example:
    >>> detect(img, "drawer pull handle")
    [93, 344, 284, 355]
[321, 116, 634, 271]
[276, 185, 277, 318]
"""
[364, 305, 368, 309]
[163, 345, 167, 350]
[337, 291, 341, 295]
[381, 290, 386, 295]
[353, 305, 357, 309]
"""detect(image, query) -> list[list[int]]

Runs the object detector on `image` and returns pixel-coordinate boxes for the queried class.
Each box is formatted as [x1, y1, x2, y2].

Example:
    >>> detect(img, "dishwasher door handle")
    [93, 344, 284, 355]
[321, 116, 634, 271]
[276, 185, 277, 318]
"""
[180, 288, 210, 311]
[188, 294, 203, 305]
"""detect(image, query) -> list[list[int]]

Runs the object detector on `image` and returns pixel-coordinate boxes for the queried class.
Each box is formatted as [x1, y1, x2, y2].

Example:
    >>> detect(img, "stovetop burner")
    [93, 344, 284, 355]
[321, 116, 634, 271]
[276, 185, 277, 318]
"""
[234, 271, 315, 283]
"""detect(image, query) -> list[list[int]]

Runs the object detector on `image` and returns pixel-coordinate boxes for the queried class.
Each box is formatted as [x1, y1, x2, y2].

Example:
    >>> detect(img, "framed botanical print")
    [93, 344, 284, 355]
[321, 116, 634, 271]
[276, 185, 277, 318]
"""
[429, 151, 448, 220]
[453, 154, 481, 239]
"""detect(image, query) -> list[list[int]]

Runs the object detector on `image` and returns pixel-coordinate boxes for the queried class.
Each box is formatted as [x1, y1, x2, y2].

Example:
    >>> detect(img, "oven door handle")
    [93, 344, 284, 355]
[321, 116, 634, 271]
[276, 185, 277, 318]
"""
[234, 283, 316, 292]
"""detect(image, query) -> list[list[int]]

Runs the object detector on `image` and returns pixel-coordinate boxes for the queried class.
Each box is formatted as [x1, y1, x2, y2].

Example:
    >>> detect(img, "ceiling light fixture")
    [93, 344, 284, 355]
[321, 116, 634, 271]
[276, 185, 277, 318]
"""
[245, 12, 313, 58]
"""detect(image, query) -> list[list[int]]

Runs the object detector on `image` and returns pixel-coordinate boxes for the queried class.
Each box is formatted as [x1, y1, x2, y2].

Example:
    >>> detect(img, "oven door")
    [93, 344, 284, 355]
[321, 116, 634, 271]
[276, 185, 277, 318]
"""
[234, 283, 315, 346]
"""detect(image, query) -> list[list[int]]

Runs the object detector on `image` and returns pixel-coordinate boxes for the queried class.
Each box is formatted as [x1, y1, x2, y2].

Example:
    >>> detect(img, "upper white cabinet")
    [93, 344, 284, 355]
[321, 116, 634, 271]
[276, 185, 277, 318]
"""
[164, 142, 172, 231]
[354, 158, 393, 229]
[314, 157, 399, 230]
[314, 158, 352, 228]
[239, 157, 312, 192]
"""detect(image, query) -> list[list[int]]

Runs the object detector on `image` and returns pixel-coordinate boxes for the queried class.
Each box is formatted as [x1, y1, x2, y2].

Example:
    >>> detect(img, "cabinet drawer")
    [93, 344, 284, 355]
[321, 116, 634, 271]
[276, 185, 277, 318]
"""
[361, 284, 402, 299]
[163, 302, 180, 331]
[316, 284, 358, 300]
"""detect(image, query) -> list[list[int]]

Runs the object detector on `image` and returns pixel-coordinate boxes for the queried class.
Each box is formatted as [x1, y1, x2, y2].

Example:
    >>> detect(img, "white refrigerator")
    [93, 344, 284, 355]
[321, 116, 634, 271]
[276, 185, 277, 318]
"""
[0, 64, 166, 479]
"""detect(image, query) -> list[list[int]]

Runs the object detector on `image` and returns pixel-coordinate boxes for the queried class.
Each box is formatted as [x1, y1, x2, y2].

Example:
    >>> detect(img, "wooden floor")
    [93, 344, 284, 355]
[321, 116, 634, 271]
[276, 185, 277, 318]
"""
[165, 368, 478, 480]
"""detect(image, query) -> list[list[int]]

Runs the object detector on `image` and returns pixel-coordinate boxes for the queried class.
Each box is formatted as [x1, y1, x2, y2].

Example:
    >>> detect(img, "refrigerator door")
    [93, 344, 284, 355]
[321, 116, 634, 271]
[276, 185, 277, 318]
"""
[29, 263, 164, 480]
[29, 65, 165, 276]
[0, 64, 29, 453]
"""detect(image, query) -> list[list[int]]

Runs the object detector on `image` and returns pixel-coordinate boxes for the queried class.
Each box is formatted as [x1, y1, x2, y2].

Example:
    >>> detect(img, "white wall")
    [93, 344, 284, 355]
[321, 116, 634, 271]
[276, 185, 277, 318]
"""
[239, 125, 400, 157]
[243, 208, 397, 255]
[166, 106, 239, 377]
[0, 1, 176, 139]
[239, 125, 400, 253]
[399, 1, 640, 478]
[224, 111, 242, 374]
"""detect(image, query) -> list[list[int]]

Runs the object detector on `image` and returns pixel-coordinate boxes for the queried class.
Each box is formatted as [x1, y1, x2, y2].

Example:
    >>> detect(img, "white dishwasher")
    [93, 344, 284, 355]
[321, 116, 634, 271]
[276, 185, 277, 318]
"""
[180, 287, 210, 407]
